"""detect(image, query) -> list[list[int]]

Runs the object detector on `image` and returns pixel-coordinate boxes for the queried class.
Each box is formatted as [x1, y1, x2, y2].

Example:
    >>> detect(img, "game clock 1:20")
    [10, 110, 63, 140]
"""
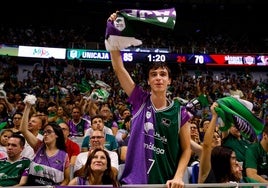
[147, 54, 166, 62]
[122, 52, 169, 62]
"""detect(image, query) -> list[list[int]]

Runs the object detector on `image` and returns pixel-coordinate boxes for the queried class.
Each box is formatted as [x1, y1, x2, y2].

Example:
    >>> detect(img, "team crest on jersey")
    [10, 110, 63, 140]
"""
[146, 111, 152, 119]
[161, 118, 171, 127]
[114, 16, 126, 31]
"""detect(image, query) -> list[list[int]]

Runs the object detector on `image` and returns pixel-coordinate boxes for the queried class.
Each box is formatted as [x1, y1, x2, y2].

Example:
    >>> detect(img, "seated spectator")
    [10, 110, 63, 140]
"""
[58, 122, 80, 166]
[20, 113, 44, 160]
[47, 101, 58, 122]
[20, 101, 70, 185]
[69, 148, 119, 186]
[48, 106, 70, 124]
[0, 96, 16, 118]
[35, 97, 48, 115]
[34, 111, 49, 132]
[0, 129, 13, 158]
[15, 100, 25, 114]
[188, 121, 201, 166]
[199, 117, 211, 142]
[67, 106, 90, 137]
[198, 102, 260, 184]
[74, 130, 118, 177]
[117, 115, 132, 164]
[222, 124, 254, 176]
[198, 102, 230, 183]
[0, 134, 31, 186]
[116, 114, 131, 146]
[230, 83, 244, 99]
[81, 114, 118, 152]
[0, 102, 11, 130]
[9, 112, 23, 133]
[117, 106, 131, 129]
[99, 105, 118, 136]
[190, 120, 201, 145]
[245, 125, 268, 183]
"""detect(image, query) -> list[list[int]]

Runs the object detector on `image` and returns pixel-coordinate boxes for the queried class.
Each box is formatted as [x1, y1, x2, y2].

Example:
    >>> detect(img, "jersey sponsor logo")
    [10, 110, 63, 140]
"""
[161, 117, 171, 127]
[144, 142, 165, 155]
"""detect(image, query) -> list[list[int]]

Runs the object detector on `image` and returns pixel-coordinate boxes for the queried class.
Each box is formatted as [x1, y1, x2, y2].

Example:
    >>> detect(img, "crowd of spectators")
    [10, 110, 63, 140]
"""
[0, 7, 268, 185]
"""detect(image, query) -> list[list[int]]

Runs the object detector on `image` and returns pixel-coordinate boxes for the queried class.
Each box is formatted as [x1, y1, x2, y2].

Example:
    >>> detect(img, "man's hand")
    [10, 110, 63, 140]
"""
[166, 178, 184, 188]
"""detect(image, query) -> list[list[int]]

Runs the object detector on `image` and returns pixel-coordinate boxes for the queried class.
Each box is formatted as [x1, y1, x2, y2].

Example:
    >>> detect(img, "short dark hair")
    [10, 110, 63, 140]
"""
[145, 61, 171, 80]
[12, 112, 23, 119]
[199, 118, 211, 128]
[11, 133, 26, 147]
[91, 114, 104, 124]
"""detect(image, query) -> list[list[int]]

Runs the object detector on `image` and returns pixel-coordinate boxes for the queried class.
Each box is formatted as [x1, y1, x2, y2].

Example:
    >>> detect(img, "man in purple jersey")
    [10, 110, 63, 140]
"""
[106, 11, 192, 188]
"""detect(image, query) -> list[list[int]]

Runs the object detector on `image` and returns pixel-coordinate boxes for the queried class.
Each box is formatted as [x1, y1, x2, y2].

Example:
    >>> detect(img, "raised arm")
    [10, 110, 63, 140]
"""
[198, 102, 218, 183]
[110, 51, 135, 97]
[108, 12, 135, 97]
[19, 102, 39, 148]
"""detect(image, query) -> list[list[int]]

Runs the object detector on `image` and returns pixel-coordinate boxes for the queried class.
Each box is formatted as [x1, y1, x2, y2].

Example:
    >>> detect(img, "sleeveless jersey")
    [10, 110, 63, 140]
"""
[121, 86, 190, 184]
[27, 144, 69, 185]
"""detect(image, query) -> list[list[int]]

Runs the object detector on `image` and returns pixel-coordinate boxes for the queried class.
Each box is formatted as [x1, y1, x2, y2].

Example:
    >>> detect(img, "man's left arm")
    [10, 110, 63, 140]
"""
[166, 121, 191, 188]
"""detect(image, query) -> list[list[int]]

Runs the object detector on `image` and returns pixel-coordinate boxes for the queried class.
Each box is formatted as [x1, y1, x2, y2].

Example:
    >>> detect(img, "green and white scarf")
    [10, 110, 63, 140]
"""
[105, 8, 176, 51]
[215, 96, 264, 141]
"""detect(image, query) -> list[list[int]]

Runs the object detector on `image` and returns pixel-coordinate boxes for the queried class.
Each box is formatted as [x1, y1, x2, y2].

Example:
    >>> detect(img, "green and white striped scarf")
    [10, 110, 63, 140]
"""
[215, 96, 264, 141]
[105, 8, 176, 51]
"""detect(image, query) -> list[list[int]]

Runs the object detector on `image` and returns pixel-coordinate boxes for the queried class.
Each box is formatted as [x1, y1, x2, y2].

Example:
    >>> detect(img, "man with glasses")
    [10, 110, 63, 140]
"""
[81, 114, 118, 152]
[73, 129, 119, 177]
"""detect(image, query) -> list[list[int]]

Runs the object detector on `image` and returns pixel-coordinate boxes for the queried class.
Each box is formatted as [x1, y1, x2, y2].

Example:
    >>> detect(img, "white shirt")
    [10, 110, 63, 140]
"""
[84, 126, 113, 137]
[21, 133, 43, 160]
[115, 129, 128, 143]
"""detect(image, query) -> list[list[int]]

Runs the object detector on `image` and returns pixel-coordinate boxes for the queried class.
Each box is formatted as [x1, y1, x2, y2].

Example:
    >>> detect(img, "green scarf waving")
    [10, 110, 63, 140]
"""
[105, 8, 176, 51]
[215, 96, 263, 141]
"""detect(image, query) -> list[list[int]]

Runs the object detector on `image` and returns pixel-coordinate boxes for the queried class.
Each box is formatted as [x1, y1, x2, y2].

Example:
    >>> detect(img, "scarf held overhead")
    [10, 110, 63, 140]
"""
[215, 96, 263, 141]
[105, 8, 176, 51]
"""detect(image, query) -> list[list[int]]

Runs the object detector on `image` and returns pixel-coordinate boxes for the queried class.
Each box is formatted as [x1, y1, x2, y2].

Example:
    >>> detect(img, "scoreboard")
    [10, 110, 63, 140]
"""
[67, 49, 268, 66]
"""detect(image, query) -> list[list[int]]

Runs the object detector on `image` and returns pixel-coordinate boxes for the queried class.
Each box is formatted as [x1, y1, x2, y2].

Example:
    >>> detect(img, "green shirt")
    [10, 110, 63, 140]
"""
[81, 134, 118, 151]
[245, 142, 268, 178]
[0, 157, 31, 186]
[223, 134, 252, 163]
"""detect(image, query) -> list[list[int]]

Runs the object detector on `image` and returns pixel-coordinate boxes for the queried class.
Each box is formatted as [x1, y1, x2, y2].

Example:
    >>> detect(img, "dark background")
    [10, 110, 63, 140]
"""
[6, 0, 268, 41]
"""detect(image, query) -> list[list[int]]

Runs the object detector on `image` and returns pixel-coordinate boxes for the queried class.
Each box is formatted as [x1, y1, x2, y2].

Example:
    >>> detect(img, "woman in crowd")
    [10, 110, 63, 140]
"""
[20, 101, 70, 186]
[198, 102, 238, 183]
[198, 102, 260, 185]
[10, 112, 23, 133]
[68, 148, 119, 186]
